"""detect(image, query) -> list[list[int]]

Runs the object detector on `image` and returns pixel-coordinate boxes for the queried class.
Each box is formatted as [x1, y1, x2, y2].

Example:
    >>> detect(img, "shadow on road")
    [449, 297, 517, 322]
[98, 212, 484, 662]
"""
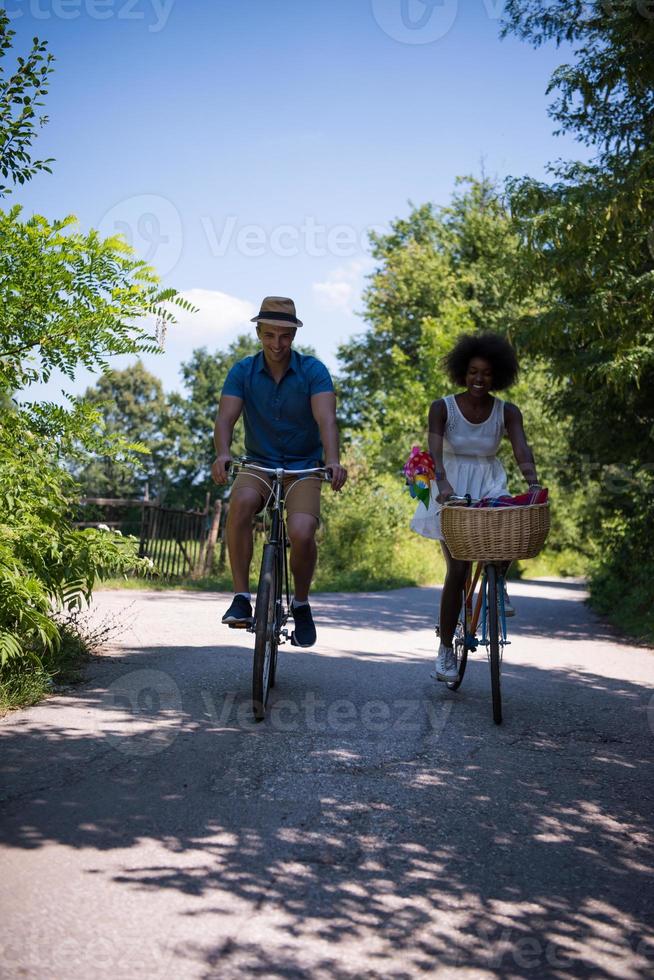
[1, 624, 653, 978]
[309, 579, 619, 645]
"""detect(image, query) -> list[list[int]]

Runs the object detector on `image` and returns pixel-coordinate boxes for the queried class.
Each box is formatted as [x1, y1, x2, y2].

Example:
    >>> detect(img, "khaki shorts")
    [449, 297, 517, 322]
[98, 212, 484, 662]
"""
[232, 471, 322, 520]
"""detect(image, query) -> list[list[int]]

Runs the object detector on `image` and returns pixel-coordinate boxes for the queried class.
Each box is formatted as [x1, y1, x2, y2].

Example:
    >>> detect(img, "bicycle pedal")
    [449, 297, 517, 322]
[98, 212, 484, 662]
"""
[227, 620, 253, 630]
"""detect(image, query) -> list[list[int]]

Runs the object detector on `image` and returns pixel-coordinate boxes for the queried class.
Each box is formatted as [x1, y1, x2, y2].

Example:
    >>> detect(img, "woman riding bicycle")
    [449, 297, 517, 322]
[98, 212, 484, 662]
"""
[411, 332, 541, 682]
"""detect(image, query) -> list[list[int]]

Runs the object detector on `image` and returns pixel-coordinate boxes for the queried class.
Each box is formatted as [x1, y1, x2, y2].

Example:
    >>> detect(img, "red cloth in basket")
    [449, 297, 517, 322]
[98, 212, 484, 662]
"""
[472, 487, 548, 508]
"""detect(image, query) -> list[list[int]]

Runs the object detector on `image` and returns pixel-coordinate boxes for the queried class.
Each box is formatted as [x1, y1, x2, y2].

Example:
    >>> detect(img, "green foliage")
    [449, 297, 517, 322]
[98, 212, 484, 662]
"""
[502, 1, 654, 161]
[337, 178, 535, 473]
[72, 361, 166, 498]
[0, 207, 194, 392]
[315, 472, 442, 591]
[337, 178, 578, 571]
[503, 0, 654, 640]
[0, 10, 54, 195]
[589, 473, 654, 643]
[0, 419, 147, 672]
[162, 335, 262, 507]
[0, 19, 192, 705]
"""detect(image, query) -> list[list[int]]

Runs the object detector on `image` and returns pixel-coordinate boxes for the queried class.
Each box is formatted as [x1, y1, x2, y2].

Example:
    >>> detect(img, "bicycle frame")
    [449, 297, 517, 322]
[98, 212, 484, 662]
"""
[230, 458, 330, 720]
[231, 458, 329, 644]
[260, 467, 291, 639]
[441, 495, 511, 723]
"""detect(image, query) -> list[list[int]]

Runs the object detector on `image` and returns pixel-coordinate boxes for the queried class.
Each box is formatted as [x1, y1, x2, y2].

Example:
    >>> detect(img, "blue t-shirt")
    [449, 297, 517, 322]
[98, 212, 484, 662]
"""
[222, 349, 334, 469]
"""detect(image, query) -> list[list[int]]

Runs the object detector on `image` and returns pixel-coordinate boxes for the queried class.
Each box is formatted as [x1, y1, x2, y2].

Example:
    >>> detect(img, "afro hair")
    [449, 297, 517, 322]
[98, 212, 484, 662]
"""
[442, 332, 519, 391]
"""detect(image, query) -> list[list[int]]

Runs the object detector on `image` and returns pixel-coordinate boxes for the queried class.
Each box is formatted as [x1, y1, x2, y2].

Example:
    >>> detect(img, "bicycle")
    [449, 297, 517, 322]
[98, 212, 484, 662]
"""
[439, 544, 509, 725]
[229, 458, 331, 721]
[439, 493, 550, 725]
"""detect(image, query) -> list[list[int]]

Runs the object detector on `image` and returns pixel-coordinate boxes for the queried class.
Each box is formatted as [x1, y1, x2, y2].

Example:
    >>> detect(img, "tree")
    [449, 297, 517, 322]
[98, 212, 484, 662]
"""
[337, 178, 537, 471]
[74, 362, 167, 499]
[162, 335, 260, 506]
[0, 18, 191, 689]
[502, 0, 654, 636]
[0, 10, 54, 195]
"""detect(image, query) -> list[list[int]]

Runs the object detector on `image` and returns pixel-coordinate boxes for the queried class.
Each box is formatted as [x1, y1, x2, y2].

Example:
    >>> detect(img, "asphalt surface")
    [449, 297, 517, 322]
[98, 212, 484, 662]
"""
[1, 580, 653, 979]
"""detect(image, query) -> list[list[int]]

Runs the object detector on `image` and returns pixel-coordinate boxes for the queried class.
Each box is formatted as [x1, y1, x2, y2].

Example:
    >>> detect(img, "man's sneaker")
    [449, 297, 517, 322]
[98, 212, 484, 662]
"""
[503, 586, 516, 618]
[290, 601, 316, 647]
[221, 595, 253, 628]
[435, 643, 459, 682]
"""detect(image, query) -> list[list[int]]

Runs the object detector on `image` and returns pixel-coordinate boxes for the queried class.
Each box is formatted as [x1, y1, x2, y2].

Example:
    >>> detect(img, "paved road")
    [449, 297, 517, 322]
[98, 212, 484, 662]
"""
[1, 580, 653, 979]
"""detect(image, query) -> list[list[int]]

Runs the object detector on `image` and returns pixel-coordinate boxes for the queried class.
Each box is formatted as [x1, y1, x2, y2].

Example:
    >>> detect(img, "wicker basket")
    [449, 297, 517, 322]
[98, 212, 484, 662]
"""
[441, 503, 550, 562]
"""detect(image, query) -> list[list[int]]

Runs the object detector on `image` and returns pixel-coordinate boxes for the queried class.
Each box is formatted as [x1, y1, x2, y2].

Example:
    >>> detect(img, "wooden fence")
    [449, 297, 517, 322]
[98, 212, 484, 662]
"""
[76, 496, 223, 579]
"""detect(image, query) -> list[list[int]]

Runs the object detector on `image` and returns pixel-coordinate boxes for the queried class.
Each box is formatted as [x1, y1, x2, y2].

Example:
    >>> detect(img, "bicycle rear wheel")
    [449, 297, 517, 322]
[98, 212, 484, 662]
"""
[253, 543, 280, 720]
[446, 587, 469, 691]
[486, 563, 502, 725]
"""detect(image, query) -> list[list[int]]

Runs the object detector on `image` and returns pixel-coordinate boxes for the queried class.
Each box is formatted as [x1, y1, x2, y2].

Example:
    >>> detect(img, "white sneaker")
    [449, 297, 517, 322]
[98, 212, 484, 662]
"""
[435, 643, 459, 682]
[503, 587, 515, 617]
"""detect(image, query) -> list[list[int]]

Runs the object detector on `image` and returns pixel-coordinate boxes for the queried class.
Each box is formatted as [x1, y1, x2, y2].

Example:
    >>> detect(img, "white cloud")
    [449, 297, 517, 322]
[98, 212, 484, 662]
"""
[312, 259, 372, 314]
[165, 288, 256, 345]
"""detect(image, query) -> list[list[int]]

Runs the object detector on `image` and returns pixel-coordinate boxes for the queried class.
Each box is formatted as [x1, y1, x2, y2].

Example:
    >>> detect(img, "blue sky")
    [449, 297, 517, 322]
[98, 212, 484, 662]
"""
[8, 0, 588, 398]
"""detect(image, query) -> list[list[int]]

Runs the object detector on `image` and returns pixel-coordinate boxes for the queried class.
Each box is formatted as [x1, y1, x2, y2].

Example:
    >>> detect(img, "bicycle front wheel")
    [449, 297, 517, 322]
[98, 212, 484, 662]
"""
[253, 543, 280, 720]
[486, 564, 502, 725]
[446, 587, 469, 691]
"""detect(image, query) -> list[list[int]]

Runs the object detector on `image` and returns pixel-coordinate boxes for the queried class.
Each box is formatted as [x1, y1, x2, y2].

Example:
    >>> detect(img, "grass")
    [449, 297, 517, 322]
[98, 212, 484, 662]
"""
[514, 547, 588, 581]
[0, 608, 125, 715]
[96, 544, 585, 594]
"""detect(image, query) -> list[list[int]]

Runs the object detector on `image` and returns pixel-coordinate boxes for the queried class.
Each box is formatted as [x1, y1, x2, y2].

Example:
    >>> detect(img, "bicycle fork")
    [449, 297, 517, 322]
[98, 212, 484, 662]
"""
[480, 568, 509, 649]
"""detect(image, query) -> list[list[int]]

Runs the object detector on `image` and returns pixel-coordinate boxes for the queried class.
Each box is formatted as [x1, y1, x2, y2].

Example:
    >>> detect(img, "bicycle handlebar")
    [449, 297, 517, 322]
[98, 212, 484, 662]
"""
[442, 494, 476, 506]
[229, 458, 332, 481]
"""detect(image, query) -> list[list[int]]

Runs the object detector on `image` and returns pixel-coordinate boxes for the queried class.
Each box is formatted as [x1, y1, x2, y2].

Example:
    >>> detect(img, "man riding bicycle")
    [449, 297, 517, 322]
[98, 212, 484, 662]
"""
[211, 296, 347, 647]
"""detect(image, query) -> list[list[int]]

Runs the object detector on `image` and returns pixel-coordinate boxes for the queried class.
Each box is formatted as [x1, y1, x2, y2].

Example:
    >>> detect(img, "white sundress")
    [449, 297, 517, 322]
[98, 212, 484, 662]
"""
[410, 394, 509, 541]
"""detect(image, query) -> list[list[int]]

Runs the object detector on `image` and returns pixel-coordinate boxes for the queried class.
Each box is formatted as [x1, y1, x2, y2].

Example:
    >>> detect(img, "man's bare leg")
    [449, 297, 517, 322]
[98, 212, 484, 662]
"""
[286, 513, 318, 601]
[226, 488, 261, 593]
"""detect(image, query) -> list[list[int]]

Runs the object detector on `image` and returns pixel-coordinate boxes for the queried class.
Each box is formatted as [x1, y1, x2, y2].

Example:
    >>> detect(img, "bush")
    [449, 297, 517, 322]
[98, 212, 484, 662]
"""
[315, 473, 443, 591]
[0, 426, 148, 708]
[588, 487, 654, 645]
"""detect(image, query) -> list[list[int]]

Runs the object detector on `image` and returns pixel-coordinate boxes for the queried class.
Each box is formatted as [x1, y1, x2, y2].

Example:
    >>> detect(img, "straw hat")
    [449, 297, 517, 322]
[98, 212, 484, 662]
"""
[250, 296, 303, 328]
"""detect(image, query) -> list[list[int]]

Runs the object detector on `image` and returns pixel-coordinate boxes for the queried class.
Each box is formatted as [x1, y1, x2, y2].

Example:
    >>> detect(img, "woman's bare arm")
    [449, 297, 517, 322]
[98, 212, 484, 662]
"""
[504, 403, 539, 486]
[428, 399, 455, 500]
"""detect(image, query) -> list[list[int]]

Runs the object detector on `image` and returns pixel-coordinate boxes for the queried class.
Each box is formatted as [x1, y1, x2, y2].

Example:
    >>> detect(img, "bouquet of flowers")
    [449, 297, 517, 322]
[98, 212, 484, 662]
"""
[403, 446, 435, 507]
